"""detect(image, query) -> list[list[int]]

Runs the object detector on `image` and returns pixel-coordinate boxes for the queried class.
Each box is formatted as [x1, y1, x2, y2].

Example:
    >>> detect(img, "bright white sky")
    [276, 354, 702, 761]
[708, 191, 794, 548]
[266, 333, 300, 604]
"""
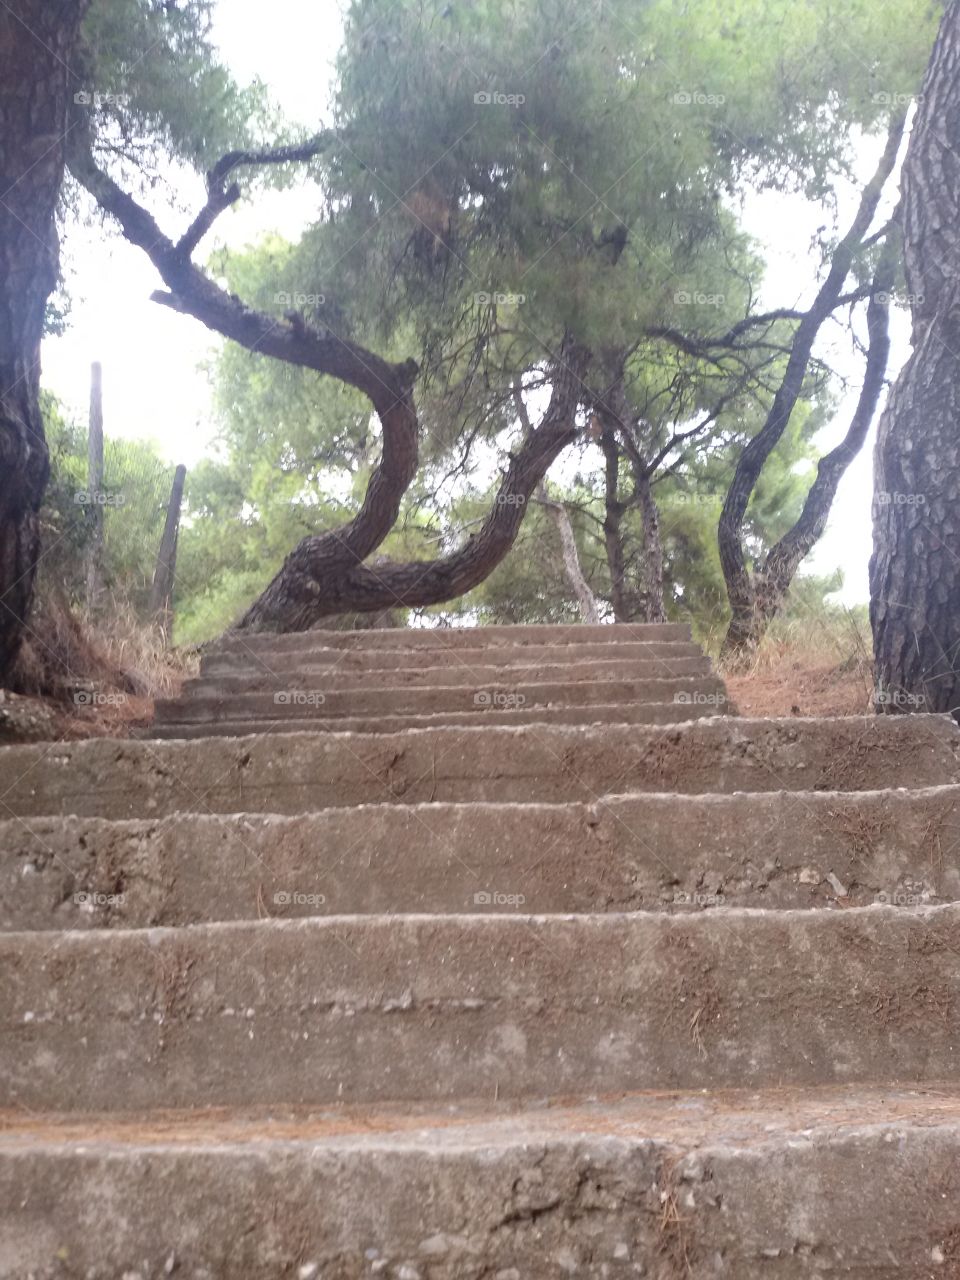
[41, 0, 910, 606]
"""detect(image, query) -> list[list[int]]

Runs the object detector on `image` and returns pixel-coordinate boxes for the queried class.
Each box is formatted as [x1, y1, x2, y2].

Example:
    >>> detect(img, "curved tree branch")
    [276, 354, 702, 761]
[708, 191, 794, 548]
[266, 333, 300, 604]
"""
[262, 341, 588, 625]
[761, 230, 898, 602]
[68, 130, 423, 618]
[206, 134, 334, 191]
[68, 129, 590, 632]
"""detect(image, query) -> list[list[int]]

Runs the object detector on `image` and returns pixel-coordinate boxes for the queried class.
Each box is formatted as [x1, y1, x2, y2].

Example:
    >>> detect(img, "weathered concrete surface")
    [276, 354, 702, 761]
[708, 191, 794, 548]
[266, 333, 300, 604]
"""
[157, 675, 728, 725]
[148, 697, 726, 738]
[1, 1086, 959, 1278]
[3, 787, 959, 930]
[5, 907, 960, 1111]
[1, 716, 957, 819]
[7, 617, 960, 1273]
[212, 621, 693, 654]
[200, 638, 704, 677]
[184, 653, 714, 697]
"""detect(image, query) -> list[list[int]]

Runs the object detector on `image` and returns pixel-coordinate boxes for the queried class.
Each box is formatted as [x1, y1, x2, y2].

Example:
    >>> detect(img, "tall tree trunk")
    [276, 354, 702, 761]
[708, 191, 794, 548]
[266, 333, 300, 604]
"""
[871, 1, 960, 716]
[597, 379, 666, 623]
[537, 483, 601, 623]
[636, 470, 667, 623]
[0, 0, 89, 683]
[150, 463, 187, 634]
[719, 238, 898, 656]
[599, 422, 633, 621]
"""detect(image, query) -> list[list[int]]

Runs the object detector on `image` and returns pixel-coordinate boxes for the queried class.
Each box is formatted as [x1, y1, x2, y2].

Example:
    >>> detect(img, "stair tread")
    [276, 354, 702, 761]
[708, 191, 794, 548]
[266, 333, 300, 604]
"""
[211, 622, 692, 652]
[184, 655, 713, 693]
[4, 1082, 960, 1150]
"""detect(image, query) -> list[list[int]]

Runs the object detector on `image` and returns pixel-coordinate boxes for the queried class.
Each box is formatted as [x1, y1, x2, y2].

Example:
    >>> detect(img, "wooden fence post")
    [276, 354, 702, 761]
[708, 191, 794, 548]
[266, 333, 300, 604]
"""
[149, 463, 187, 634]
[85, 362, 104, 608]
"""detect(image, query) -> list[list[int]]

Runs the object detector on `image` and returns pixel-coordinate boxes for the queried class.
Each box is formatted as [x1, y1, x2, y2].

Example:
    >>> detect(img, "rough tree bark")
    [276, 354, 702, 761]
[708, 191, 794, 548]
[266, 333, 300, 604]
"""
[71, 135, 589, 632]
[718, 114, 906, 663]
[871, 1, 960, 716]
[599, 422, 634, 622]
[0, 0, 90, 683]
[149, 463, 187, 633]
[635, 470, 666, 623]
[596, 380, 667, 623]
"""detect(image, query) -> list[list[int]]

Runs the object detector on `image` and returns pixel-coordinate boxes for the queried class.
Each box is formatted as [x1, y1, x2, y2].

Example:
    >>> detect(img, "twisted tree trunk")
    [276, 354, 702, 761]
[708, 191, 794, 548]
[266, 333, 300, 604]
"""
[718, 115, 906, 662]
[871, 1, 960, 716]
[0, 0, 89, 683]
[265, 345, 587, 625]
[72, 135, 588, 632]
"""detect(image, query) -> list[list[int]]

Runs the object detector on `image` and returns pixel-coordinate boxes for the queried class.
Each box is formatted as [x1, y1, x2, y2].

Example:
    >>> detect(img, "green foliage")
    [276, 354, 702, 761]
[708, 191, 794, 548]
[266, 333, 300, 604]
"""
[40, 396, 175, 615]
[320, 0, 937, 352]
[78, 0, 274, 171]
[63, 0, 941, 638]
[459, 487, 604, 626]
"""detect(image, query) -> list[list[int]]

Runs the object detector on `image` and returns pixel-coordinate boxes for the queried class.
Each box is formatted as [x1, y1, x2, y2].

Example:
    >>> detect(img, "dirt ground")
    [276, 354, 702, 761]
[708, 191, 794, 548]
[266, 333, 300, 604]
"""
[725, 655, 873, 719]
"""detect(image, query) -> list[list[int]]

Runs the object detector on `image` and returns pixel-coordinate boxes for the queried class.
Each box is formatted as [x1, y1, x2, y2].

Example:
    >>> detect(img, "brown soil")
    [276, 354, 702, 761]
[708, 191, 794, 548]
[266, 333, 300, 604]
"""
[725, 656, 872, 720]
[0, 688, 169, 744]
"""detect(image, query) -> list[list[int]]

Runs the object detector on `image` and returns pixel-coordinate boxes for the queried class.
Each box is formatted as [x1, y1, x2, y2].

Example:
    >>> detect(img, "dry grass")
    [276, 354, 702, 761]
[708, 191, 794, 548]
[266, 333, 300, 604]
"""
[7, 594, 197, 742]
[714, 608, 875, 720]
[4, 597, 877, 742]
[85, 599, 196, 702]
[63, 601, 198, 739]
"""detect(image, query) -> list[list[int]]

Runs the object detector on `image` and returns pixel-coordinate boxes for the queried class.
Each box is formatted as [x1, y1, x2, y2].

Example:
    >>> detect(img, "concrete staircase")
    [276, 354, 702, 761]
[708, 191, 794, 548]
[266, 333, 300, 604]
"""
[3, 623, 960, 1278]
[150, 621, 728, 737]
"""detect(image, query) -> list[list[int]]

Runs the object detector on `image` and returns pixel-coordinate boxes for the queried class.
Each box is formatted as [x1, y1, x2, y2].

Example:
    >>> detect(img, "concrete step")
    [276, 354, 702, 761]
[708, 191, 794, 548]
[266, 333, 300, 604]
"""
[155, 675, 729, 725]
[211, 621, 693, 656]
[148, 698, 725, 739]
[5, 906, 960, 1111]
[4, 787, 958, 931]
[183, 653, 714, 697]
[2, 715, 957, 819]
[200, 638, 705, 678]
[2, 1084, 958, 1278]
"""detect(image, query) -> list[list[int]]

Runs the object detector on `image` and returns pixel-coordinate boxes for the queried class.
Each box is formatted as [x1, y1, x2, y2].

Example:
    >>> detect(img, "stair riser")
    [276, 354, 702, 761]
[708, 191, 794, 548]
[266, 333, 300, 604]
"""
[156, 677, 729, 724]
[184, 655, 714, 697]
[150, 700, 723, 738]
[2, 716, 956, 819]
[5, 789, 958, 930]
[2, 1121, 957, 1278]
[200, 640, 704, 676]
[5, 908, 960, 1111]
[212, 621, 693, 655]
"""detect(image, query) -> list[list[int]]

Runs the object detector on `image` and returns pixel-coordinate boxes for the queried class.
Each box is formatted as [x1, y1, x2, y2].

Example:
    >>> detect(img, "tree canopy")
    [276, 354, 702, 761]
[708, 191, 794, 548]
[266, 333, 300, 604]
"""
[133, 0, 938, 641]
